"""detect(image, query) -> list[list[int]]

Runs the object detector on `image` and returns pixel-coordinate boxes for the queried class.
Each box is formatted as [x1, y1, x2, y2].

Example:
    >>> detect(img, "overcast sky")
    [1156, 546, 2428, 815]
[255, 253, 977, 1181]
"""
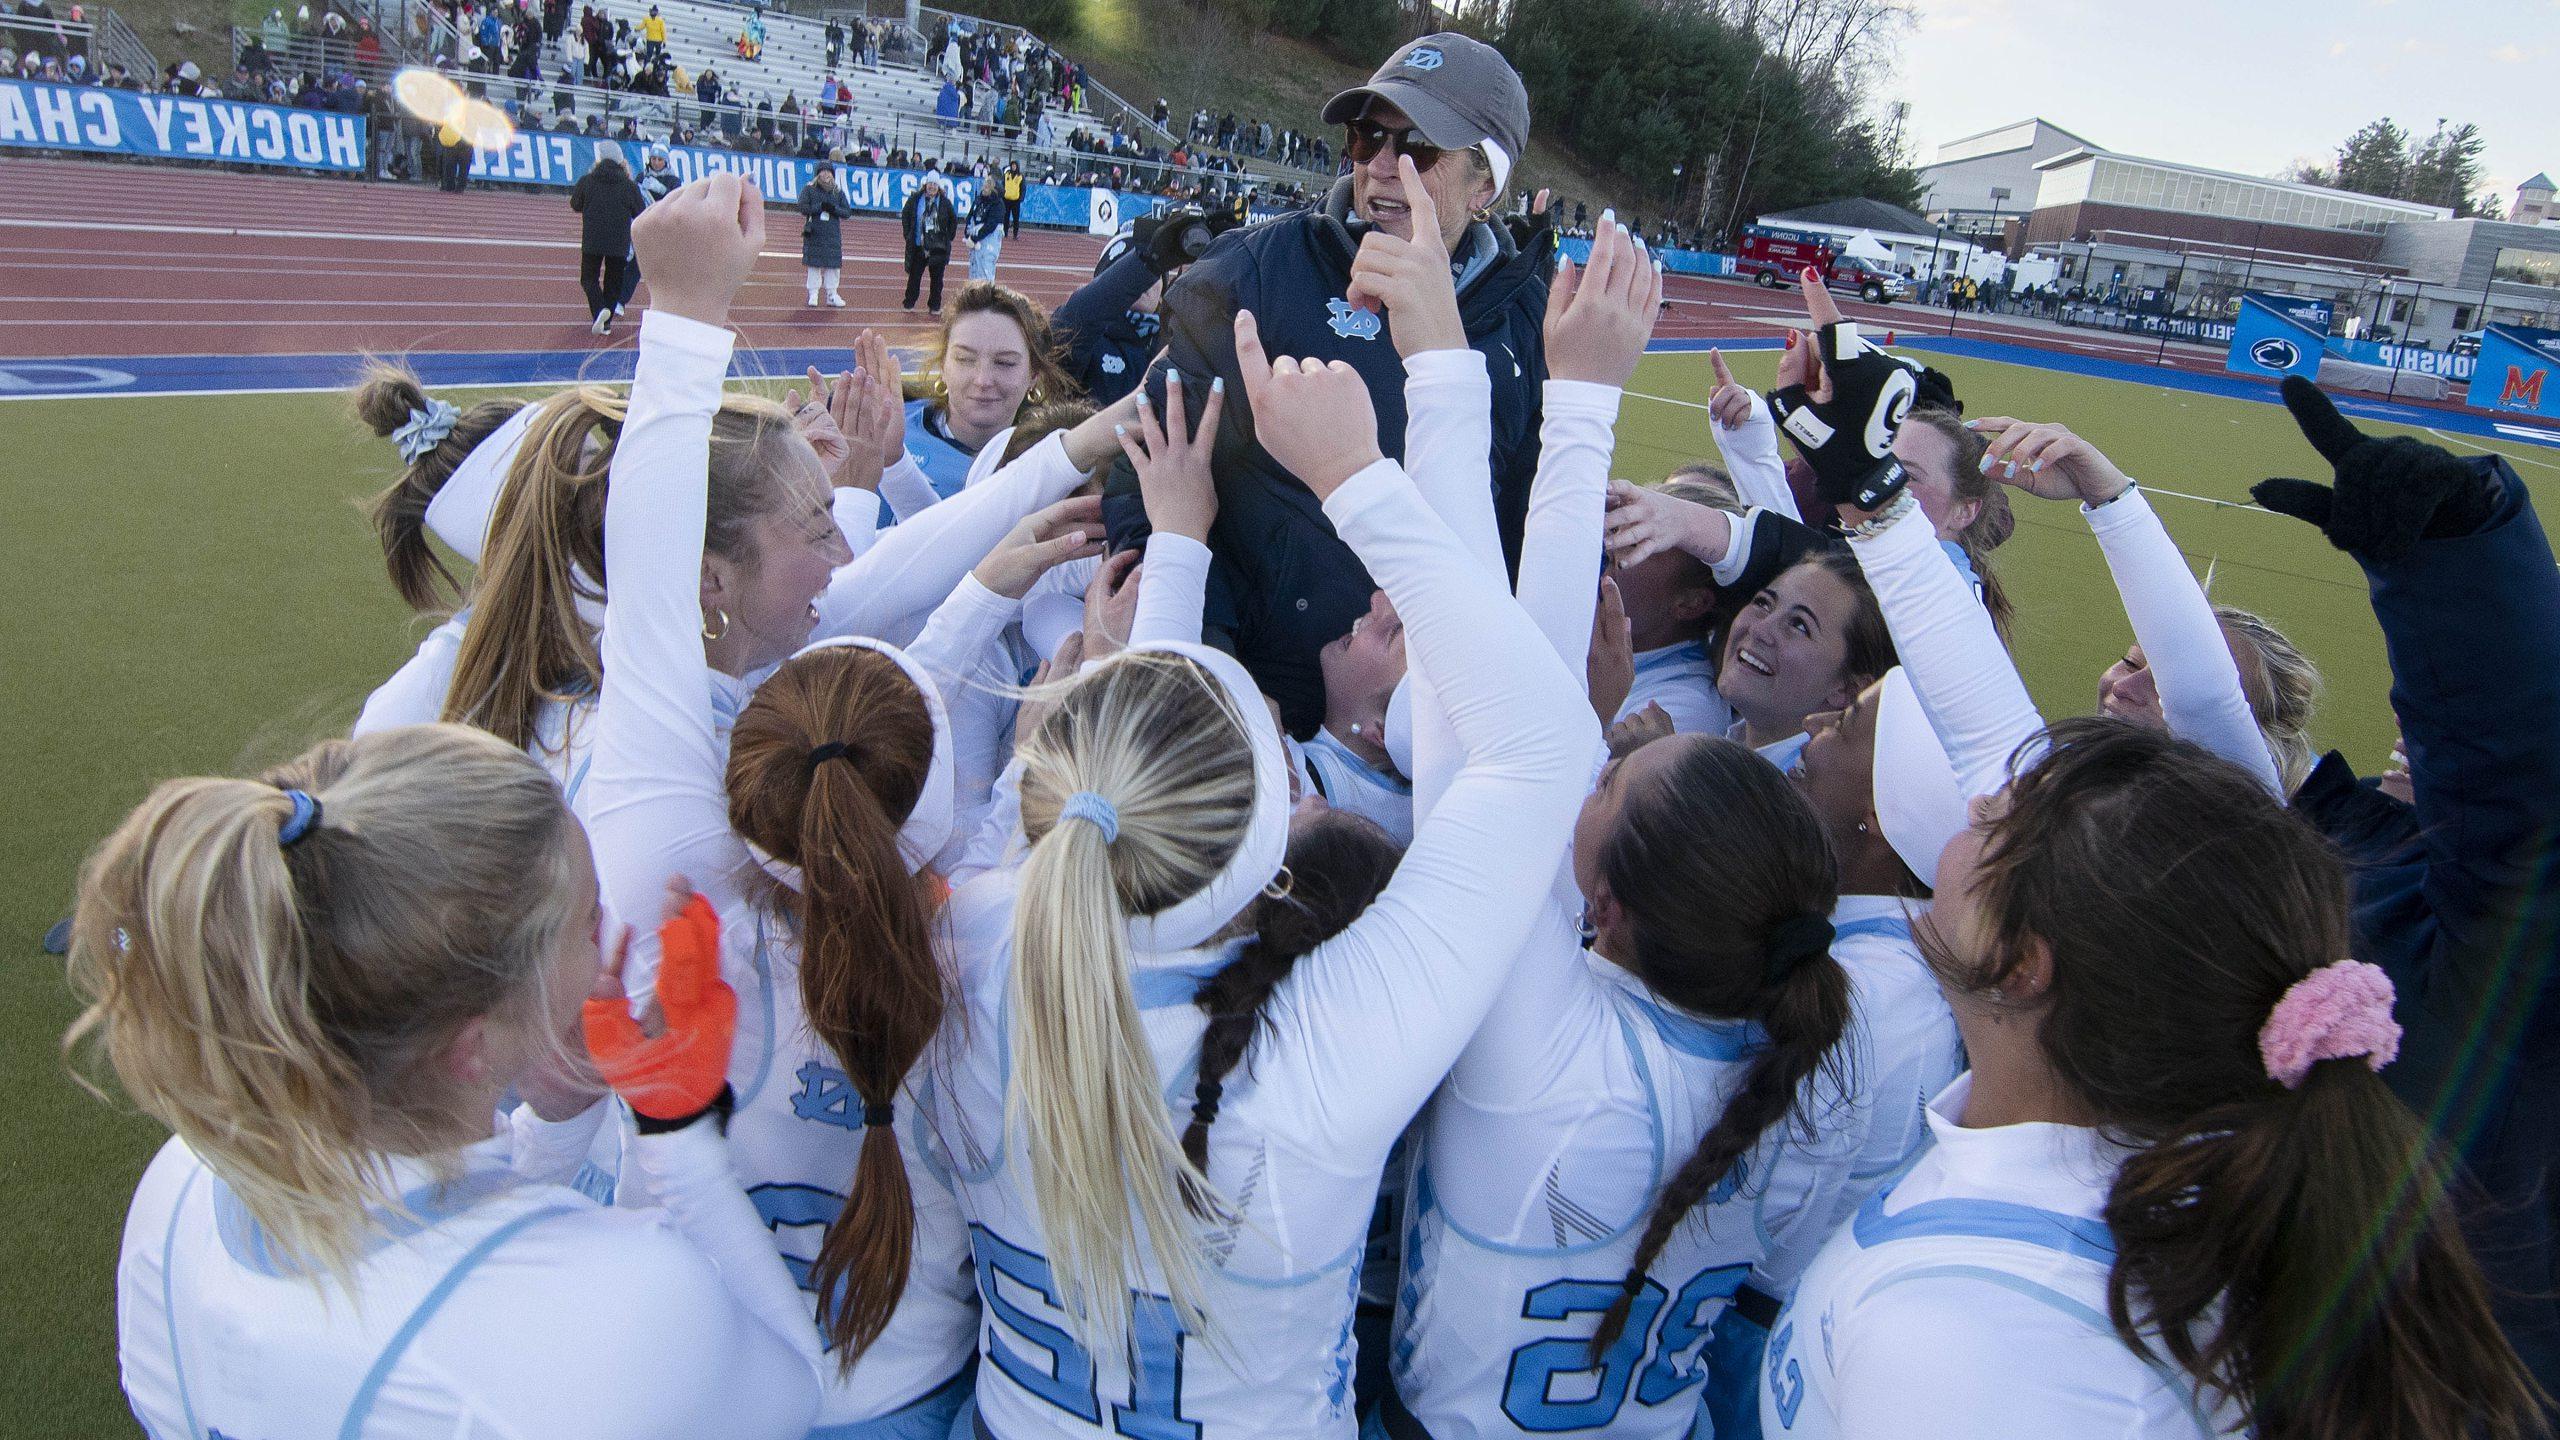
[1891, 0, 2560, 204]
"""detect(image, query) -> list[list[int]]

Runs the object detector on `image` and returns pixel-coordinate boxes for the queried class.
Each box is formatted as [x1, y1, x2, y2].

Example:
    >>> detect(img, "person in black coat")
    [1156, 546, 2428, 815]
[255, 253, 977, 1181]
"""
[899, 172, 958, 314]
[1101, 34, 1550, 733]
[2254, 379, 2560, 1412]
[798, 161, 858, 308]
[568, 152, 644, 335]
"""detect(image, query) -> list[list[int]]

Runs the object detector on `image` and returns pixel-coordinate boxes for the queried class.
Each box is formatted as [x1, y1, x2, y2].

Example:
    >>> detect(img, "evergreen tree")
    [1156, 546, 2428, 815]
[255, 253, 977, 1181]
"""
[2333, 119, 2410, 198]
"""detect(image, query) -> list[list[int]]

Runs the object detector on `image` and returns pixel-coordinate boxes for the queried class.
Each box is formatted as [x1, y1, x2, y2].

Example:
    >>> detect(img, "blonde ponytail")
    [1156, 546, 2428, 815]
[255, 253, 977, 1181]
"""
[1009, 651, 1257, 1350]
[63, 725, 581, 1280]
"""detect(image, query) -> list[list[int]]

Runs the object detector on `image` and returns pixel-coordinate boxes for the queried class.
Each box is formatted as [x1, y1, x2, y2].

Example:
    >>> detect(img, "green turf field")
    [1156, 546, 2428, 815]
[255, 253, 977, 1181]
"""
[3, 352, 2554, 1430]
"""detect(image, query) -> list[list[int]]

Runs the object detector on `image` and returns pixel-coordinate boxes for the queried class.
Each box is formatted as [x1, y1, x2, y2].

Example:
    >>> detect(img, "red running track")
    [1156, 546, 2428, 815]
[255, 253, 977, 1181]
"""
[0, 154, 2234, 373]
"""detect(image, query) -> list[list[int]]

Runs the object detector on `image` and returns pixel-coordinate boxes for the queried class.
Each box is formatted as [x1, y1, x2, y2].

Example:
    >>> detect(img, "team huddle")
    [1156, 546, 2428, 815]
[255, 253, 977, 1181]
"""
[58, 34, 2560, 1440]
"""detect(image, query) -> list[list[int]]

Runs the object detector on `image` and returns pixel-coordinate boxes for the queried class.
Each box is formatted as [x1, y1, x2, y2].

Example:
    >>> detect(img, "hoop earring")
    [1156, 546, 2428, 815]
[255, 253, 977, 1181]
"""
[1577, 908, 1598, 947]
[1260, 866, 1295, 902]
[701, 607, 730, 642]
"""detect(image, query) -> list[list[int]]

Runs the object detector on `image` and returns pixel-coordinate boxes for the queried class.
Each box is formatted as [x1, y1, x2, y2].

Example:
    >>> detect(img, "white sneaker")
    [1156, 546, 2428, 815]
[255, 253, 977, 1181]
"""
[592, 310, 610, 334]
[826, 293, 845, 308]
[613, 303, 626, 316]
[806, 294, 820, 307]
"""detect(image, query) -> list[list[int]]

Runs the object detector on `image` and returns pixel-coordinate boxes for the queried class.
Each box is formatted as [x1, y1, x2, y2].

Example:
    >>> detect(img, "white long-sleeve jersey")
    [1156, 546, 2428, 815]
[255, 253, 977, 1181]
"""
[585, 310, 981, 1425]
[1292, 726, 1416, 846]
[117, 1126, 821, 1440]
[1620, 642, 1735, 737]
[919, 457, 1599, 1440]
[1762, 1076, 2234, 1439]
[2084, 485, 2282, 795]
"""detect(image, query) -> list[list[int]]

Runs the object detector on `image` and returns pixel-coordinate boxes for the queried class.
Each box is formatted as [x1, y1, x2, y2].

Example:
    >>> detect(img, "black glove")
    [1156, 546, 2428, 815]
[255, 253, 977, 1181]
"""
[1766, 322, 1923, 511]
[2250, 376, 2500, 565]
[1203, 202, 1244, 236]
[1145, 206, 1216, 274]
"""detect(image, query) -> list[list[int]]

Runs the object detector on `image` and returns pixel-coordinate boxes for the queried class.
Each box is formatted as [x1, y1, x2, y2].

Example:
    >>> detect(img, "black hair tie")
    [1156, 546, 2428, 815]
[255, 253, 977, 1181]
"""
[861, 1100, 895, 1128]
[1192, 1078, 1224, 1125]
[805, 740, 855, 775]
[1763, 914, 1837, 986]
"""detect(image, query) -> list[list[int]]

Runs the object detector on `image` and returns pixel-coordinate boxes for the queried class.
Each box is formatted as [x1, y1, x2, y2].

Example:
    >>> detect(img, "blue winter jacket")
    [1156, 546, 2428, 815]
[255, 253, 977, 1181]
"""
[2290, 461, 2560, 1393]
[1102, 176, 1552, 734]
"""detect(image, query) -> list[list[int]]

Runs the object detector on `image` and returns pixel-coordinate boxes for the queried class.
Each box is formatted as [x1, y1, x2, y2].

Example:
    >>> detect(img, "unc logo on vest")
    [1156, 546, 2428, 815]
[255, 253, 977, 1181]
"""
[1100, 353, 1127, 375]
[1327, 297, 1384, 341]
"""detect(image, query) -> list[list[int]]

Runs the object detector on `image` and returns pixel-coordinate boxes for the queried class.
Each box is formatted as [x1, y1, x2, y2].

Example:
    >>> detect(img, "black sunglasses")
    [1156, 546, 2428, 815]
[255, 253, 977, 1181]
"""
[1342, 119, 1449, 173]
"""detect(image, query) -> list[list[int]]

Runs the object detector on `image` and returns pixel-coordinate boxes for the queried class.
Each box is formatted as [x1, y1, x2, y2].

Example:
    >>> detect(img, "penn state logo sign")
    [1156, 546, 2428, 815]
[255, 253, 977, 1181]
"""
[1403, 46, 1444, 71]
[2250, 337, 2302, 371]
[1327, 297, 1384, 341]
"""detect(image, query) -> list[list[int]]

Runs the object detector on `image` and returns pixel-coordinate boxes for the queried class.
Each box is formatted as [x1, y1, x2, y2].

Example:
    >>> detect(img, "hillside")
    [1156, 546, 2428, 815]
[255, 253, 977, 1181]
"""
[1056, 0, 1644, 217]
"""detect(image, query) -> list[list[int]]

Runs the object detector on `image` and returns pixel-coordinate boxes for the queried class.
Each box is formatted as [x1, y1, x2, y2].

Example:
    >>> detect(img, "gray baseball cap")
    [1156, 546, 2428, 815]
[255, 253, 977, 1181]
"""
[1321, 33, 1528, 187]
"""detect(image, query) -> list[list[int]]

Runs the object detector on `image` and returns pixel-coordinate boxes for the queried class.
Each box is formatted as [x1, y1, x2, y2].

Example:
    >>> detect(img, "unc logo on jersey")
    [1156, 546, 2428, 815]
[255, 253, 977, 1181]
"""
[2251, 337, 2302, 371]
[1403, 46, 1445, 71]
[791, 1061, 864, 1131]
[1327, 297, 1383, 341]
[1100, 353, 1127, 376]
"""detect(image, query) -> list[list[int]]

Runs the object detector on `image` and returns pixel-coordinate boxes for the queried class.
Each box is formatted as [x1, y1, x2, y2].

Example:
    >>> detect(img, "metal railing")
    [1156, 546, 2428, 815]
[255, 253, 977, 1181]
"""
[430, 66, 1308, 200]
[232, 25, 404, 84]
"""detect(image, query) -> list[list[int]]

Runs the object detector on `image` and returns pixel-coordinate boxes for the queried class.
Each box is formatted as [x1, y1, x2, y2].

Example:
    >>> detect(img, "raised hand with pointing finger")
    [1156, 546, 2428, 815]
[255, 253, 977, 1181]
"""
[1234, 309, 1383, 501]
[1345, 154, 1468, 358]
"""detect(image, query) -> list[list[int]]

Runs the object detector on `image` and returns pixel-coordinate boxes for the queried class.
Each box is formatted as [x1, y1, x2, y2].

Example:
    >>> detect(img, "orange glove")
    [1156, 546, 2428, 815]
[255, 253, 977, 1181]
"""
[583, 892, 737, 1125]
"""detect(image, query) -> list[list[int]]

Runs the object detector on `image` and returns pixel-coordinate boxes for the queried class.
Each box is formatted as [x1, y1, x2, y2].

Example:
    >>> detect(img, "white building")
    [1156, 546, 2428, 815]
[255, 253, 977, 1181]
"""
[1915, 118, 2101, 240]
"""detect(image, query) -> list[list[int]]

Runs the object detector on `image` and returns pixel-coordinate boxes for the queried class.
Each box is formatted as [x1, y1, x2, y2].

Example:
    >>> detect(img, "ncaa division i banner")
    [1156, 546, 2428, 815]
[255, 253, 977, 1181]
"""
[0, 78, 366, 172]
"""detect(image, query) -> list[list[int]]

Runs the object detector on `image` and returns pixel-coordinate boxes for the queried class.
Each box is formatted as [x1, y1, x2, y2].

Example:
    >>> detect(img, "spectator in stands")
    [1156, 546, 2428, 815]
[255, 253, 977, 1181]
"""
[567, 149, 643, 336]
[1002, 161, 1024, 239]
[797, 160, 855, 308]
[1101, 32, 1551, 734]
[639, 3, 663, 63]
[824, 15, 842, 69]
[899, 172, 957, 315]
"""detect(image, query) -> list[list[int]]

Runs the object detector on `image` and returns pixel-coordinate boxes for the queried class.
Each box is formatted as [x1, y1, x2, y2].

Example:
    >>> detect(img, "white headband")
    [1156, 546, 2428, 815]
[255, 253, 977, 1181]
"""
[423, 400, 540, 565]
[1094, 640, 1292, 956]
[744, 635, 957, 887]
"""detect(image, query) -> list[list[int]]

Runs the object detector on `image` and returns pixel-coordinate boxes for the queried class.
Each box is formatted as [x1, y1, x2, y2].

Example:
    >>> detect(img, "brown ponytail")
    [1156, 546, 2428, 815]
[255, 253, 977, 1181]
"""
[352, 360, 525, 613]
[1585, 736, 1849, 1357]
[725, 645, 943, 1365]
[1180, 811, 1402, 1211]
[441, 389, 617, 752]
[1928, 717, 2545, 1440]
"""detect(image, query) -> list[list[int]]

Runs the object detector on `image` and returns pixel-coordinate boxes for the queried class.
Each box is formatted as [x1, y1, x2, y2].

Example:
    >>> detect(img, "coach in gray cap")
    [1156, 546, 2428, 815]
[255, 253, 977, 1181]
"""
[1102, 33, 1554, 737]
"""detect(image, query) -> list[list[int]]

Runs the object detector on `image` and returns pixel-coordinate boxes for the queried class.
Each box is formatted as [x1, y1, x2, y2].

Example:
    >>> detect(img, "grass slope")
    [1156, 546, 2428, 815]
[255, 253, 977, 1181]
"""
[2, 359, 2553, 1430]
[1045, 0, 1642, 216]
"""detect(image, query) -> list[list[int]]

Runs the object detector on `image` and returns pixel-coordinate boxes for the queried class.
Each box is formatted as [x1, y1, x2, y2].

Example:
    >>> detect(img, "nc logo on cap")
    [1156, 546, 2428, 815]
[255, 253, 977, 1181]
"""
[1403, 46, 1444, 71]
[1327, 297, 1383, 341]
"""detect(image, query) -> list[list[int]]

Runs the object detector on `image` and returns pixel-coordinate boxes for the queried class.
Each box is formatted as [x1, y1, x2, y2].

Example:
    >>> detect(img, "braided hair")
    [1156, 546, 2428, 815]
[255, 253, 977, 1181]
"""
[1179, 810, 1403, 1212]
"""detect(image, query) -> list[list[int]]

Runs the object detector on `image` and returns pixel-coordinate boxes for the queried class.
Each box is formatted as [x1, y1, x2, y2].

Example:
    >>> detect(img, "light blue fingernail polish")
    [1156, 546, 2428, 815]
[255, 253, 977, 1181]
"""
[1167, 367, 1182, 386]
[1113, 424, 1126, 437]
[1978, 453, 1993, 472]
[2030, 459, 2044, 472]
[1211, 376, 1225, 394]
[2003, 461, 2017, 477]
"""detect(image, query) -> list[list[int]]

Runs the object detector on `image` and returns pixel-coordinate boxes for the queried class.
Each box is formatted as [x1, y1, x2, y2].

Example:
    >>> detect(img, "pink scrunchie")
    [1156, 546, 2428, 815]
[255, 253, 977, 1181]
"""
[2258, 959, 2402, 1089]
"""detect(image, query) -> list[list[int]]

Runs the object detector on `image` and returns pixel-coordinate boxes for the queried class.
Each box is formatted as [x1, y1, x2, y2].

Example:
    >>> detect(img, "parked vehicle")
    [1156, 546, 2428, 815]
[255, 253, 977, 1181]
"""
[1732, 225, 1908, 303]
